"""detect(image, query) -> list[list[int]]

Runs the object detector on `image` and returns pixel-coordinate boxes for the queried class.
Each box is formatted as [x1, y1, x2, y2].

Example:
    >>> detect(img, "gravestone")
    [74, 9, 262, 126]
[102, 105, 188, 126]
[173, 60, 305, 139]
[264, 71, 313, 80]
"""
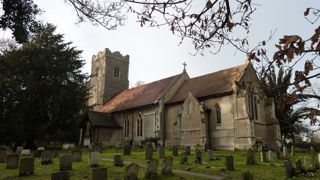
[51, 171, 70, 180]
[260, 151, 267, 163]
[145, 144, 153, 160]
[180, 154, 188, 164]
[21, 149, 31, 156]
[19, 157, 34, 176]
[311, 151, 319, 170]
[6, 154, 19, 169]
[303, 156, 312, 171]
[241, 171, 254, 180]
[123, 143, 131, 155]
[151, 142, 156, 149]
[125, 163, 139, 180]
[161, 157, 173, 175]
[296, 159, 306, 174]
[283, 146, 288, 158]
[88, 151, 99, 166]
[195, 150, 202, 164]
[184, 146, 191, 156]
[145, 159, 158, 178]
[284, 160, 293, 178]
[158, 146, 165, 158]
[35, 147, 45, 157]
[114, 155, 123, 166]
[41, 150, 53, 165]
[225, 155, 234, 170]
[72, 150, 82, 162]
[207, 149, 215, 161]
[60, 155, 72, 171]
[268, 150, 273, 164]
[0, 146, 7, 163]
[246, 148, 255, 165]
[52, 149, 60, 158]
[172, 146, 179, 156]
[92, 143, 102, 153]
[290, 145, 294, 156]
[92, 167, 108, 180]
[16, 146, 23, 154]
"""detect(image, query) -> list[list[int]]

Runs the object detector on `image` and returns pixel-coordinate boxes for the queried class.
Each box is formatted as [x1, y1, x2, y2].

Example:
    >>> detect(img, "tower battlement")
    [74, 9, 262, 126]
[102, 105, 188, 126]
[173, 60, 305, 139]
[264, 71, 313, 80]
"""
[92, 48, 129, 62]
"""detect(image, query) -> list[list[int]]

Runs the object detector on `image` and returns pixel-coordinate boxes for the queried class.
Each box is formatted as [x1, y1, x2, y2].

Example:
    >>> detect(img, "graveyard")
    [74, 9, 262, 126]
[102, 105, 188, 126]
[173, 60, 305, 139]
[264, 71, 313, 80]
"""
[1, 145, 320, 179]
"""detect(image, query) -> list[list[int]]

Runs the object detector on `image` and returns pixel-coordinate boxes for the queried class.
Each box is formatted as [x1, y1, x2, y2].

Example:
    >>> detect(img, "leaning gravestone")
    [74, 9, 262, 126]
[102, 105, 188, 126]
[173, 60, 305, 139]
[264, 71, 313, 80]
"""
[92, 167, 108, 180]
[72, 150, 82, 162]
[125, 163, 139, 180]
[158, 146, 165, 158]
[145, 144, 153, 160]
[19, 157, 34, 176]
[172, 146, 179, 156]
[195, 150, 202, 164]
[41, 150, 53, 165]
[0, 146, 7, 163]
[6, 154, 19, 169]
[246, 148, 255, 165]
[60, 155, 72, 171]
[225, 155, 234, 170]
[145, 159, 158, 178]
[88, 151, 99, 167]
[208, 149, 215, 161]
[184, 146, 191, 156]
[180, 154, 188, 164]
[123, 143, 131, 155]
[161, 157, 173, 175]
[114, 155, 123, 166]
[284, 160, 293, 178]
[51, 171, 70, 180]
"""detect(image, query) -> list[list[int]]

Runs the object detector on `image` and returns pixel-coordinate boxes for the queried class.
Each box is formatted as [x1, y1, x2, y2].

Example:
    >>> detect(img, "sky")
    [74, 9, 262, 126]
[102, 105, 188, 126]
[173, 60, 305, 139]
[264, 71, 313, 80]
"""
[2, 0, 319, 86]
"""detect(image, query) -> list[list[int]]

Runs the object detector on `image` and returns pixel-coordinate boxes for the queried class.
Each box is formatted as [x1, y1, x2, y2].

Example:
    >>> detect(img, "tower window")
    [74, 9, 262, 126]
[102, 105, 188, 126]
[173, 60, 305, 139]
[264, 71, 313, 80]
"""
[114, 67, 120, 78]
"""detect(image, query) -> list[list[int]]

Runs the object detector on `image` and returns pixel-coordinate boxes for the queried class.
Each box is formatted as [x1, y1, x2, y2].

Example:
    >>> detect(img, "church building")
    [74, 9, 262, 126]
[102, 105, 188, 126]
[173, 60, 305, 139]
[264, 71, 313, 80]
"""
[86, 48, 281, 150]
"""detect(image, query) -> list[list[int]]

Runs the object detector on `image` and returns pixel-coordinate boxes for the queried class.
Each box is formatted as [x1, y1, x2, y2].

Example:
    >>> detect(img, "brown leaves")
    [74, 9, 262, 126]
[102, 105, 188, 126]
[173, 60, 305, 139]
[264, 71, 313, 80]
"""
[273, 35, 304, 64]
[304, 8, 310, 16]
[311, 26, 320, 47]
[279, 35, 302, 49]
[206, 0, 213, 9]
[304, 61, 313, 76]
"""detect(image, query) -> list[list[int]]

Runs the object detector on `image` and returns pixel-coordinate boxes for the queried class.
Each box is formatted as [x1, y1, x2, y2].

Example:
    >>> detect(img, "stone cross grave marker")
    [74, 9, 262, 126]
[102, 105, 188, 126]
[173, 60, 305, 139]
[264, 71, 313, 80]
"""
[161, 156, 173, 175]
[6, 153, 19, 169]
[89, 151, 99, 167]
[125, 163, 139, 180]
[114, 155, 123, 166]
[195, 150, 202, 164]
[0, 146, 7, 163]
[172, 146, 179, 156]
[72, 150, 82, 162]
[184, 146, 191, 156]
[60, 155, 72, 171]
[283, 146, 288, 158]
[158, 146, 165, 158]
[51, 171, 70, 180]
[225, 155, 234, 170]
[207, 149, 215, 161]
[268, 150, 273, 164]
[41, 150, 53, 165]
[260, 151, 267, 163]
[246, 148, 255, 165]
[145, 144, 153, 160]
[180, 154, 188, 164]
[92, 167, 108, 180]
[123, 143, 131, 155]
[284, 160, 293, 178]
[145, 159, 158, 178]
[19, 157, 34, 176]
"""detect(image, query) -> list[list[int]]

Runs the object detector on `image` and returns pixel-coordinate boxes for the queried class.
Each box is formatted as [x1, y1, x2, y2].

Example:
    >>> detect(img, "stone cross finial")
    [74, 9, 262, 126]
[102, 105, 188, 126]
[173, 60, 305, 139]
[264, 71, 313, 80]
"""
[182, 62, 187, 72]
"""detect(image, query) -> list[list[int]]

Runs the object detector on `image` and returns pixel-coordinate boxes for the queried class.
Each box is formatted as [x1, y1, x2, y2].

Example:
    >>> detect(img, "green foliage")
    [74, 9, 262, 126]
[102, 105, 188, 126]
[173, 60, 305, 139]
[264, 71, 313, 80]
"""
[0, 24, 88, 146]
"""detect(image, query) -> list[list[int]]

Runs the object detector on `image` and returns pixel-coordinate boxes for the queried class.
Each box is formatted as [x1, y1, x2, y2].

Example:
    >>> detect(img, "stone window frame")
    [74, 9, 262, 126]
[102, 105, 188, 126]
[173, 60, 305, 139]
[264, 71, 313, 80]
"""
[215, 103, 222, 125]
[136, 113, 143, 137]
[124, 116, 130, 138]
[114, 67, 120, 78]
[247, 86, 258, 120]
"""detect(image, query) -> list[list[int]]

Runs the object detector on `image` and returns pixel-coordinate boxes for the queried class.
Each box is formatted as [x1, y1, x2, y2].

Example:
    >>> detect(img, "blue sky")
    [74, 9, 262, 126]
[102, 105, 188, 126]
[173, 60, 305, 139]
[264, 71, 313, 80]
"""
[4, 0, 318, 86]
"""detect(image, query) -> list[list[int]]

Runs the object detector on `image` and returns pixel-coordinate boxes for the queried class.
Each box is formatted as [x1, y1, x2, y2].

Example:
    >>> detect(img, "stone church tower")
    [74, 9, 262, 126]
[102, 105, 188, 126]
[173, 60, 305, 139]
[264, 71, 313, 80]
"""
[88, 48, 129, 110]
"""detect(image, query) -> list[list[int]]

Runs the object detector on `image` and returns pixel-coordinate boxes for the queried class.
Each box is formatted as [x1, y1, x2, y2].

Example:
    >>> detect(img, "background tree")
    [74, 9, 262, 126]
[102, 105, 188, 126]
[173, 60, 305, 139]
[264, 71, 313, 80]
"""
[0, 24, 88, 147]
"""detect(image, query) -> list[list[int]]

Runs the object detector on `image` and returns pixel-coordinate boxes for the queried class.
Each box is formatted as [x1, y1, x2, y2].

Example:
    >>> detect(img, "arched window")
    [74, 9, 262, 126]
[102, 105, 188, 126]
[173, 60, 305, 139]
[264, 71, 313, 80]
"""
[124, 116, 130, 137]
[215, 104, 221, 124]
[114, 67, 120, 78]
[188, 102, 193, 115]
[137, 113, 143, 137]
[247, 86, 258, 120]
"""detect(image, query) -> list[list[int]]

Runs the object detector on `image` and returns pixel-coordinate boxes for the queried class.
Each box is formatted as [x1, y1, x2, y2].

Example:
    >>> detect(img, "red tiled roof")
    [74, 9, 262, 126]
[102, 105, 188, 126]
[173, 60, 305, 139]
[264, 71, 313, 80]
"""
[99, 74, 181, 112]
[168, 64, 247, 103]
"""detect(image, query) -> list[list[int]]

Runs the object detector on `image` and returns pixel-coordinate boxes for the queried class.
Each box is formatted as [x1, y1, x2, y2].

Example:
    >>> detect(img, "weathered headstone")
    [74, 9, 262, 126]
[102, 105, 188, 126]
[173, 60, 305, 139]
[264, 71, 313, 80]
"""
[158, 146, 165, 158]
[34, 147, 45, 158]
[172, 146, 178, 156]
[207, 149, 215, 161]
[88, 151, 99, 167]
[21, 149, 31, 156]
[123, 143, 131, 155]
[16, 146, 23, 154]
[19, 157, 34, 176]
[41, 150, 53, 165]
[125, 163, 139, 180]
[72, 150, 82, 162]
[161, 157, 173, 175]
[260, 151, 267, 163]
[92, 167, 108, 180]
[180, 154, 188, 164]
[284, 160, 293, 178]
[268, 150, 273, 164]
[145, 144, 153, 160]
[0, 146, 7, 163]
[195, 150, 202, 164]
[225, 155, 234, 170]
[240, 171, 254, 180]
[184, 146, 191, 156]
[246, 148, 255, 165]
[51, 171, 70, 180]
[59, 155, 72, 171]
[6, 154, 19, 169]
[114, 155, 123, 166]
[151, 142, 156, 149]
[290, 145, 294, 156]
[283, 146, 288, 158]
[145, 159, 158, 178]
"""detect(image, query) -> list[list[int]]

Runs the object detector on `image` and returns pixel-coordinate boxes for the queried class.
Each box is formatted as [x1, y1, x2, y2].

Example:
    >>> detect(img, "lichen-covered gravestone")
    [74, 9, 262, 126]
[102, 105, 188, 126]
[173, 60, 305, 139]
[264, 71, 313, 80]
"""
[158, 146, 165, 158]
[41, 150, 53, 165]
[145, 144, 153, 160]
[6, 154, 19, 169]
[125, 163, 139, 180]
[145, 159, 158, 178]
[172, 146, 179, 157]
[114, 155, 123, 166]
[225, 155, 234, 170]
[19, 157, 34, 176]
[51, 171, 70, 180]
[92, 167, 108, 180]
[123, 143, 131, 155]
[246, 148, 255, 165]
[161, 157, 173, 175]
[60, 155, 72, 171]
[72, 150, 82, 162]
[0, 146, 7, 163]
